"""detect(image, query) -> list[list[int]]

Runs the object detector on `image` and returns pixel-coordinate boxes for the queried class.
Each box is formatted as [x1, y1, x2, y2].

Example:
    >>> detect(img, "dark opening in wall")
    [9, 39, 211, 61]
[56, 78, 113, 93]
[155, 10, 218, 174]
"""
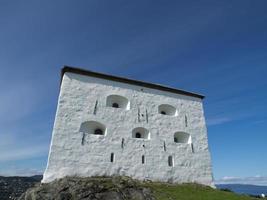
[158, 104, 177, 116]
[174, 132, 191, 144]
[142, 155, 145, 164]
[168, 156, 174, 167]
[110, 153, 114, 162]
[132, 127, 150, 139]
[81, 132, 85, 145]
[106, 95, 130, 110]
[121, 138, 124, 148]
[79, 121, 106, 136]
[136, 132, 141, 138]
[94, 129, 103, 135]
[112, 103, 119, 108]
[191, 143, 194, 153]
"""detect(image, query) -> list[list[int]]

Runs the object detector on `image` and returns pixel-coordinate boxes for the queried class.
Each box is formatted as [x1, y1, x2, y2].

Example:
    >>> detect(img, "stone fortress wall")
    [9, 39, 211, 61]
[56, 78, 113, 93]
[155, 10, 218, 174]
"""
[43, 68, 214, 187]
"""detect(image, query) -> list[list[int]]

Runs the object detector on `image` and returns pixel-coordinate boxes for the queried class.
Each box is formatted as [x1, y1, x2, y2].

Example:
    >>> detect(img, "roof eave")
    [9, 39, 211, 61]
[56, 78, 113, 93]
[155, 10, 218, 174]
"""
[60, 65, 205, 99]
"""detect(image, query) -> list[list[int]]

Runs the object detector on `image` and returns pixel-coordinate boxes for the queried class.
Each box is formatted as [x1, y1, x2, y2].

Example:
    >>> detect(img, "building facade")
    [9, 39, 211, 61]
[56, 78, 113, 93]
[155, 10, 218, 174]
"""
[42, 66, 214, 186]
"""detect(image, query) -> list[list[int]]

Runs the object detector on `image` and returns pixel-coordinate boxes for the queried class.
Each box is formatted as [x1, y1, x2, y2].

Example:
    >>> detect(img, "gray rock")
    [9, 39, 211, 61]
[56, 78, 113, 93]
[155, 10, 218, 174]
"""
[19, 176, 155, 200]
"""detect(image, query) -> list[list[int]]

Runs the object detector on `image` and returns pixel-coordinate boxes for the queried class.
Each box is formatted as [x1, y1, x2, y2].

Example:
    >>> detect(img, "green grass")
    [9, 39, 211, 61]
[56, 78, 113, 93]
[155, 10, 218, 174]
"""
[144, 182, 262, 200]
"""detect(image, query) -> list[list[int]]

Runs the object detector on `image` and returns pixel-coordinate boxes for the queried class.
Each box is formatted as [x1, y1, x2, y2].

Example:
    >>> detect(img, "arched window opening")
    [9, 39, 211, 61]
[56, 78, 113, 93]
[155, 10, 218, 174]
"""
[168, 156, 174, 167]
[79, 121, 106, 136]
[174, 132, 191, 144]
[132, 127, 150, 139]
[142, 155, 145, 164]
[158, 104, 177, 116]
[106, 95, 130, 110]
[110, 153, 114, 162]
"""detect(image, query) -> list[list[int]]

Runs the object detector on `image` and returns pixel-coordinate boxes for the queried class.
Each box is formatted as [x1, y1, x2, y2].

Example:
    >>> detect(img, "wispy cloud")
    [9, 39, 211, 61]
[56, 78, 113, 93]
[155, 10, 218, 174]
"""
[215, 176, 267, 186]
[207, 114, 267, 126]
[206, 117, 233, 126]
[0, 167, 43, 176]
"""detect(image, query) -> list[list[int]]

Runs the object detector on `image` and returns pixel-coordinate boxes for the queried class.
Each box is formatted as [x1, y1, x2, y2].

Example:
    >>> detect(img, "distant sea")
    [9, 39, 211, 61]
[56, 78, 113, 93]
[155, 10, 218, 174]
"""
[216, 184, 267, 196]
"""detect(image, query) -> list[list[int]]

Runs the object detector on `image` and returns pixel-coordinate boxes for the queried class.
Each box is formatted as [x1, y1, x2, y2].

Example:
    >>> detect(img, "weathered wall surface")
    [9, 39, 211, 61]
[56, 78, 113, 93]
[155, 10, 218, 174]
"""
[43, 72, 214, 186]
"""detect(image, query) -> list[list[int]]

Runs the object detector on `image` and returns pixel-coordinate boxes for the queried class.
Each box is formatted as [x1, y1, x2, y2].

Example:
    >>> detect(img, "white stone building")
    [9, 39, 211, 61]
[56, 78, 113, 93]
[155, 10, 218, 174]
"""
[43, 66, 214, 186]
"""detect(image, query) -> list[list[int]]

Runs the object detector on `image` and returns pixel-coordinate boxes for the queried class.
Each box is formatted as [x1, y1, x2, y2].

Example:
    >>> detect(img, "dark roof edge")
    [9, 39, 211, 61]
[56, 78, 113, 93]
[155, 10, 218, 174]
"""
[61, 66, 205, 99]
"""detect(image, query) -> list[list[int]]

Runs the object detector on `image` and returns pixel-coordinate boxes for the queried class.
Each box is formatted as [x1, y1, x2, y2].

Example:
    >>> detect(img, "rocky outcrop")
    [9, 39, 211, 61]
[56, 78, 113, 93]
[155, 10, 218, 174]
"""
[19, 176, 155, 200]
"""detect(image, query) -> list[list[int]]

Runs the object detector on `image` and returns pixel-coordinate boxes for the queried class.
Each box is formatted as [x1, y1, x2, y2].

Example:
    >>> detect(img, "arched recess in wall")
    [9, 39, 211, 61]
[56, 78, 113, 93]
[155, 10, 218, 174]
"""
[158, 104, 177, 116]
[132, 127, 150, 139]
[106, 95, 130, 110]
[79, 121, 107, 136]
[174, 132, 191, 144]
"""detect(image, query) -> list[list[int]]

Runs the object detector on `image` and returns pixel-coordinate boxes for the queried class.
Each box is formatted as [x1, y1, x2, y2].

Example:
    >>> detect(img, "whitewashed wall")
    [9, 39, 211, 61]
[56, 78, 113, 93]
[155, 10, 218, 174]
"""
[42, 72, 214, 187]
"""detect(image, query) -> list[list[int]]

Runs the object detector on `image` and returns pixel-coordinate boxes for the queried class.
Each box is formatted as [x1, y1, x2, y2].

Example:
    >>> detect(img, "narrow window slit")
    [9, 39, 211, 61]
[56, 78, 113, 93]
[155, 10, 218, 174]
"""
[81, 132, 86, 145]
[146, 109, 148, 123]
[142, 155, 145, 164]
[164, 141, 166, 151]
[138, 108, 140, 122]
[121, 138, 124, 149]
[191, 143, 194, 153]
[93, 100, 98, 115]
[110, 153, 114, 162]
[185, 115, 188, 127]
[168, 156, 173, 167]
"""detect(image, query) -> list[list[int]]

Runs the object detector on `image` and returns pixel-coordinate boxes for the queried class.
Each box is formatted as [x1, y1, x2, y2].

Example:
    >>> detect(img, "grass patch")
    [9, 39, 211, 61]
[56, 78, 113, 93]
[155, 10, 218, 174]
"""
[144, 182, 260, 200]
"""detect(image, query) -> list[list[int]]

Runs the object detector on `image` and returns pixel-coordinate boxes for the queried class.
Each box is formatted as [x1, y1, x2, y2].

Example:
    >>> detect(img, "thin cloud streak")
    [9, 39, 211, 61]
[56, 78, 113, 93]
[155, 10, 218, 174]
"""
[0, 167, 43, 176]
[207, 117, 233, 126]
[215, 176, 267, 186]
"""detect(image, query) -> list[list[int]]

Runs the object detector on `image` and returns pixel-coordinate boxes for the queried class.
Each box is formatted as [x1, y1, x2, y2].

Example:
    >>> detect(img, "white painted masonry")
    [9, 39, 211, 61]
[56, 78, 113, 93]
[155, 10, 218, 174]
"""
[43, 67, 214, 187]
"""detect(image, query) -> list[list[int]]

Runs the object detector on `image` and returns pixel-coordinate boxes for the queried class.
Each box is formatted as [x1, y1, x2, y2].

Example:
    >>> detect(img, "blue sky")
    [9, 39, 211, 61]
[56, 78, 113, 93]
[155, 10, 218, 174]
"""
[0, 0, 266, 185]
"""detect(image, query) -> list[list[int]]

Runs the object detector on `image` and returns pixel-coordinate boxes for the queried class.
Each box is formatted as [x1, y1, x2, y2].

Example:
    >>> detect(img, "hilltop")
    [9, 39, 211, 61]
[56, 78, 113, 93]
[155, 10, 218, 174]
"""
[18, 176, 264, 200]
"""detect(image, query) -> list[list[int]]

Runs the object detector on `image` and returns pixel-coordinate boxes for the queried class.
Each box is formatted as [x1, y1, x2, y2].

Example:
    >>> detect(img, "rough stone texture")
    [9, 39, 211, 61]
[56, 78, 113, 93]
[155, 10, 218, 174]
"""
[0, 175, 42, 200]
[43, 72, 214, 186]
[19, 176, 155, 200]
